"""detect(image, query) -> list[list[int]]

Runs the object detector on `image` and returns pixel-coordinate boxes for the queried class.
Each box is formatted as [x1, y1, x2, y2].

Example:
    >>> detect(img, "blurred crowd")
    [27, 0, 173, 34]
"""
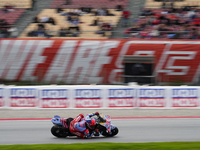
[27, 5, 122, 38]
[124, 5, 200, 39]
[0, 0, 127, 38]
[0, 3, 18, 38]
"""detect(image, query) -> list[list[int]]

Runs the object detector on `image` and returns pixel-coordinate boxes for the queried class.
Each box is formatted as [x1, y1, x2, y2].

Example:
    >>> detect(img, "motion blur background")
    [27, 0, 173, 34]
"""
[1, 0, 200, 86]
[1, 1, 200, 135]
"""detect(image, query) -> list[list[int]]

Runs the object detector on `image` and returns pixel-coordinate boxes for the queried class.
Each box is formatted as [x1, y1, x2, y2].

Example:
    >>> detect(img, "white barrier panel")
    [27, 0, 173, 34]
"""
[7, 86, 38, 108]
[0, 86, 5, 107]
[170, 87, 199, 107]
[1, 85, 200, 109]
[106, 86, 136, 108]
[137, 86, 170, 108]
[72, 85, 104, 108]
[38, 86, 70, 108]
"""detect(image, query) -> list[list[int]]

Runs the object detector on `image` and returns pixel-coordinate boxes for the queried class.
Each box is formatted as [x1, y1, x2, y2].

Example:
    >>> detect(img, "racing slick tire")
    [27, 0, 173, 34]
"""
[51, 126, 67, 138]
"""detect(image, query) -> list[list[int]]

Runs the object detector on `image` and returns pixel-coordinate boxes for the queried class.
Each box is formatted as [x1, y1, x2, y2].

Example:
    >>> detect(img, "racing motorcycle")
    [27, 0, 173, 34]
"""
[51, 113, 119, 138]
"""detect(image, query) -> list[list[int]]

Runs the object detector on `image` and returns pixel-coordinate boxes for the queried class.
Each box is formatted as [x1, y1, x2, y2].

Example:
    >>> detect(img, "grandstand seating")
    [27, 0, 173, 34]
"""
[0, 0, 125, 39]
[18, 8, 122, 39]
[0, 0, 31, 9]
[0, 9, 25, 25]
[124, 0, 200, 39]
[50, 0, 129, 9]
[0, 0, 30, 29]
[145, 0, 200, 8]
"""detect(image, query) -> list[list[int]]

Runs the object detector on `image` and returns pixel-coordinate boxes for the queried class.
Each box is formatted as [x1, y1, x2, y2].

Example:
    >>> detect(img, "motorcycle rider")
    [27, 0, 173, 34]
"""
[69, 112, 100, 139]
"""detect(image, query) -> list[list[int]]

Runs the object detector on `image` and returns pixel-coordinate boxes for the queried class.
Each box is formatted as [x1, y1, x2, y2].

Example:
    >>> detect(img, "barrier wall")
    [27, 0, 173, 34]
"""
[0, 85, 199, 109]
[1, 39, 200, 84]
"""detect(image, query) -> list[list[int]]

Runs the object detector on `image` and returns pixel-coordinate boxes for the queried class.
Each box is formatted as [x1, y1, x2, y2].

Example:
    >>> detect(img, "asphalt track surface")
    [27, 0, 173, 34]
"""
[1, 109, 200, 145]
[0, 118, 200, 145]
[1, 109, 200, 119]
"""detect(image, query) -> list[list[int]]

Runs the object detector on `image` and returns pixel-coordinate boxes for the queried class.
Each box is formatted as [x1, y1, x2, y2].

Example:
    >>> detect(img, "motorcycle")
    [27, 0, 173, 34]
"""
[50, 113, 119, 138]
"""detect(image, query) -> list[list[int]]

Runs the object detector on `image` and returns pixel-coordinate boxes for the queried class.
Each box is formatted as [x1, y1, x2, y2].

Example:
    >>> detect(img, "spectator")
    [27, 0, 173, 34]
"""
[80, 6, 92, 13]
[0, 18, 10, 38]
[27, 23, 47, 37]
[66, 14, 72, 22]
[65, 0, 71, 5]
[102, 22, 113, 31]
[122, 9, 131, 27]
[96, 21, 113, 36]
[170, 1, 174, 9]
[0, 18, 9, 28]
[68, 24, 81, 37]
[108, 19, 115, 27]
[184, 10, 196, 19]
[148, 26, 160, 38]
[116, 2, 123, 11]
[72, 9, 83, 16]
[123, 28, 132, 38]
[40, 16, 50, 23]
[57, 6, 63, 14]
[32, 16, 39, 23]
[90, 17, 100, 26]
[59, 27, 70, 37]
[97, 8, 106, 16]
[70, 16, 80, 25]
[8, 25, 18, 38]
[3, 3, 15, 13]
[37, 26, 47, 37]
[0, 27, 9, 38]
[162, 2, 166, 9]
[140, 9, 153, 16]
[38, 23, 45, 29]
[102, 8, 115, 16]
[125, 6, 200, 39]
[48, 17, 56, 25]
[192, 17, 200, 26]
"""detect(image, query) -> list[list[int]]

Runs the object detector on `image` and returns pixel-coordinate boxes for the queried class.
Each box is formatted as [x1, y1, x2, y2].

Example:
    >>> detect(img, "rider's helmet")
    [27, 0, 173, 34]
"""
[86, 118, 96, 129]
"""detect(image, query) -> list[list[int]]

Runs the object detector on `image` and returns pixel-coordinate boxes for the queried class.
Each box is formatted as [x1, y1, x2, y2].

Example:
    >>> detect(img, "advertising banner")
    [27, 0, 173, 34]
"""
[0, 87, 4, 107]
[107, 87, 136, 107]
[170, 87, 199, 107]
[137, 87, 168, 107]
[74, 87, 103, 108]
[2, 85, 200, 109]
[1, 39, 200, 85]
[8, 87, 38, 107]
[39, 87, 69, 108]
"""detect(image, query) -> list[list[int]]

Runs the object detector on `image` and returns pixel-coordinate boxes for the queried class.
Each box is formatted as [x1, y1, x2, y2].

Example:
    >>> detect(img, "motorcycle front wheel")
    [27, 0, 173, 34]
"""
[102, 127, 119, 137]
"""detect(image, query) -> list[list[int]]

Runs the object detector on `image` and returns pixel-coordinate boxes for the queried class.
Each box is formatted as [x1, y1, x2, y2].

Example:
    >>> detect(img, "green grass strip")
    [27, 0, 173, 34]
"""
[1, 142, 200, 150]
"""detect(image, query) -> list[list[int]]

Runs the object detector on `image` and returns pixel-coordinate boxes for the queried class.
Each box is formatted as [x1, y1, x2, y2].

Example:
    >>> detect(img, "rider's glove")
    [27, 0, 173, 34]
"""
[86, 133, 94, 139]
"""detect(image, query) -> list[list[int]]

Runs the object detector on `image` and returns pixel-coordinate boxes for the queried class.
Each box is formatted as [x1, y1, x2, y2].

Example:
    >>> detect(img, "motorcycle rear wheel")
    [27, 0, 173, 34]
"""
[51, 126, 68, 138]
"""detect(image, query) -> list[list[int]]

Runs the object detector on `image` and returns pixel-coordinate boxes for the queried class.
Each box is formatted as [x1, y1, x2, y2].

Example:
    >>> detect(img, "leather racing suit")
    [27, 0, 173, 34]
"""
[69, 113, 95, 139]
